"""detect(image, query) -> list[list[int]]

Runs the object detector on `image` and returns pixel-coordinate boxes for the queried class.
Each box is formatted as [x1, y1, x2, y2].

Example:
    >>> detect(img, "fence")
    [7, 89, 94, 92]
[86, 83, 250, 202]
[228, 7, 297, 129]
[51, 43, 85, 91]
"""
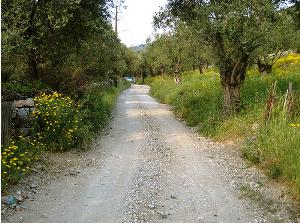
[1, 102, 13, 147]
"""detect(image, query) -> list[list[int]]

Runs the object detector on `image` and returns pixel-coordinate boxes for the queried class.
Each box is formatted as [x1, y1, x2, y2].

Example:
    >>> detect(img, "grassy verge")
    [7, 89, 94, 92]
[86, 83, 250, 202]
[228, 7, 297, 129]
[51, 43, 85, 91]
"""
[146, 54, 300, 195]
[79, 81, 131, 142]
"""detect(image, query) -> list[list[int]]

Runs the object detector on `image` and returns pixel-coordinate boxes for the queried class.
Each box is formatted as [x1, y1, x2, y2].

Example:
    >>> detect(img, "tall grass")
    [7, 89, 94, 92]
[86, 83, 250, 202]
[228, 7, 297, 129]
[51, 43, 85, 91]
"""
[80, 81, 131, 141]
[147, 54, 300, 194]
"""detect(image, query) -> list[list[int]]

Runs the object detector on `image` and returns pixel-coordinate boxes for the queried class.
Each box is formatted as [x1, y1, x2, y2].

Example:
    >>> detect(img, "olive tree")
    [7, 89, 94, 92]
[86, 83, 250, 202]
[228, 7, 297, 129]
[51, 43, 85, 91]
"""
[2, 0, 113, 81]
[256, 10, 298, 75]
[156, 0, 285, 115]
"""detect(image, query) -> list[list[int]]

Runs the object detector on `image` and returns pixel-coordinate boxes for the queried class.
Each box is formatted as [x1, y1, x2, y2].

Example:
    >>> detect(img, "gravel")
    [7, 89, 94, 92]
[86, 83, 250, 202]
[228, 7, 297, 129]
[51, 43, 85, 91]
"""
[2, 85, 299, 223]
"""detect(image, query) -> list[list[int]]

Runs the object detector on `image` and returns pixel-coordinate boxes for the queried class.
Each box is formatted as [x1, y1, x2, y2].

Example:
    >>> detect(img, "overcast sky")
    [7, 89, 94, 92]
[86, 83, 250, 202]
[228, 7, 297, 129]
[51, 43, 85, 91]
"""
[115, 0, 168, 47]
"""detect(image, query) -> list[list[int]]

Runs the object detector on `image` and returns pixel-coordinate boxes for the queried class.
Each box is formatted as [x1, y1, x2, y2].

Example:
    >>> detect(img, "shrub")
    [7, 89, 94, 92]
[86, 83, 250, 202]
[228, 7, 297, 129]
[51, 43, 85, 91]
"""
[81, 81, 131, 133]
[2, 80, 48, 97]
[32, 92, 84, 151]
[1, 136, 45, 187]
[148, 70, 223, 135]
[274, 53, 300, 68]
[245, 108, 300, 192]
[148, 56, 300, 193]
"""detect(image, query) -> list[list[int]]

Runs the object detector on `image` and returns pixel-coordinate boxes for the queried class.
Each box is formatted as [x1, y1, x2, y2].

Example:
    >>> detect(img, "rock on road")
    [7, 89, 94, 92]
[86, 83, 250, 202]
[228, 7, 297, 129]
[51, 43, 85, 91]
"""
[5, 85, 291, 223]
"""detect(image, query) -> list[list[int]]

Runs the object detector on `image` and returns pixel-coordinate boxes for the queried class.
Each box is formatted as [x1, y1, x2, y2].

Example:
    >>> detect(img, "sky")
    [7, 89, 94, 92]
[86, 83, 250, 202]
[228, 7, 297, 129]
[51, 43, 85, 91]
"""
[115, 0, 168, 47]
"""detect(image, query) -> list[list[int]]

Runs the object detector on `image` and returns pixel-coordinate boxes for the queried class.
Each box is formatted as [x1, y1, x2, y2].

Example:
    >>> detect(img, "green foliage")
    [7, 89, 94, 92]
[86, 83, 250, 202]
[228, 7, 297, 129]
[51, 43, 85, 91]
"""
[148, 69, 223, 135]
[1, 81, 130, 189]
[244, 98, 300, 192]
[148, 56, 300, 193]
[1, 136, 45, 187]
[1, 0, 133, 189]
[2, 80, 48, 97]
[153, 0, 299, 114]
[156, 0, 283, 64]
[1, 0, 129, 96]
[124, 48, 142, 77]
[33, 92, 84, 151]
[143, 24, 214, 77]
[81, 81, 131, 134]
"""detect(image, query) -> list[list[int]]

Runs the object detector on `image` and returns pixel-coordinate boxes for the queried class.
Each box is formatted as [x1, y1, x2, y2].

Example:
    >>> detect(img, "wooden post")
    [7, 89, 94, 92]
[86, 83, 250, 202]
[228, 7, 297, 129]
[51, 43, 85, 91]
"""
[1, 102, 13, 147]
[264, 81, 277, 124]
[283, 82, 293, 114]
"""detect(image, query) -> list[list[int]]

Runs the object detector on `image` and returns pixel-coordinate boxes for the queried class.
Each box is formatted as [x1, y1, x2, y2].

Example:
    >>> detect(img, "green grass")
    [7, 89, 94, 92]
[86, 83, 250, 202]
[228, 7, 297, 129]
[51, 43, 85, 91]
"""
[146, 54, 300, 195]
[80, 80, 131, 139]
[147, 68, 223, 135]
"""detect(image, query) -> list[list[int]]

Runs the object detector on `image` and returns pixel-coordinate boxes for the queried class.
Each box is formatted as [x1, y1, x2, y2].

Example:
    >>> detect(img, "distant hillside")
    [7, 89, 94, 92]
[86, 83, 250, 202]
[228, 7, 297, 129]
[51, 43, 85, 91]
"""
[130, 44, 148, 52]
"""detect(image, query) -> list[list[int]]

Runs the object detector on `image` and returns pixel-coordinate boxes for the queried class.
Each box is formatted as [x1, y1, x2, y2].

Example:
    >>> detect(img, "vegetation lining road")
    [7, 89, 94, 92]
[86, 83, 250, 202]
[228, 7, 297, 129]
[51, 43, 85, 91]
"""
[146, 54, 300, 197]
[1, 0, 133, 188]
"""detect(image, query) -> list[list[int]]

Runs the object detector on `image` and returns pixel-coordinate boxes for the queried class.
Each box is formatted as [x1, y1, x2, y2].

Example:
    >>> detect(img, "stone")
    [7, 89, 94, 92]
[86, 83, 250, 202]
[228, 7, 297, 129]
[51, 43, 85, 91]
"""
[31, 183, 38, 189]
[147, 204, 156, 209]
[14, 98, 34, 108]
[170, 194, 176, 199]
[249, 181, 260, 189]
[197, 216, 204, 221]
[6, 195, 17, 206]
[16, 108, 30, 119]
[69, 169, 79, 176]
[15, 205, 26, 212]
[15, 206, 22, 212]
[18, 205, 27, 209]
[16, 191, 22, 195]
[15, 195, 23, 202]
[1, 196, 8, 203]
[160, 212, 168, 219]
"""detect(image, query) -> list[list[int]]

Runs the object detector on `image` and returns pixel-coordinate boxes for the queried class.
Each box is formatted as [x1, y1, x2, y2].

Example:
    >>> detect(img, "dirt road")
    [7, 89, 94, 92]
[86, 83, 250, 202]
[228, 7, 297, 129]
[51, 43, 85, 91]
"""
[6, 85, 297, 223]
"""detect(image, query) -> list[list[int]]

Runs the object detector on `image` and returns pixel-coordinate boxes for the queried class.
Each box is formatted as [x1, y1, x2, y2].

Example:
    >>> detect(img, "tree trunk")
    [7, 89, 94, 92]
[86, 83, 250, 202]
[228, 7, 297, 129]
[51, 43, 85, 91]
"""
[193, 63, 196, 71]
[174, 60, 181, 85]
[150, 68, 154, 77]
[113, 76, 118, 87]
[220, 55, 249, 116]
[28, 49, 38, 79]
[257, 58, 272, 75]
[198, 59, 203, 74]
[222, 83, 241, 116]
[141, 69, 146, 84]
[198, 64, 203, 74]
[175, 60, 181, 74]
[160, 65, 165, 76]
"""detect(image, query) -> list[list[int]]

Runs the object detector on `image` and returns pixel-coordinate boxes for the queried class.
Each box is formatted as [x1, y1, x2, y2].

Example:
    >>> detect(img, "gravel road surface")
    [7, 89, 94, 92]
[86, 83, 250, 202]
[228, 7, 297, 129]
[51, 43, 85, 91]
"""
[5, 85, 298, 223]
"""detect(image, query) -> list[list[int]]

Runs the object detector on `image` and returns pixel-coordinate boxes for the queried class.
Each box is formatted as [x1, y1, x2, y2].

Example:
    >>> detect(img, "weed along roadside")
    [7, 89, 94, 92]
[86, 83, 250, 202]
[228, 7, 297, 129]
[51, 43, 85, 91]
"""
[2, 0, 300, 221]
[145, 54, 300, 198]
[1, 81, 130, 191]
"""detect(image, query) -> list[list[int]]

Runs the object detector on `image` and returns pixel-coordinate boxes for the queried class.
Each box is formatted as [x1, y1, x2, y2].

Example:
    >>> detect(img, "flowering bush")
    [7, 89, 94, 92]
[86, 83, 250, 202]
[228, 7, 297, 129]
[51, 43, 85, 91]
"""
[1, 136, 44, 187]
[33, 92, 83, 150]
[274, 53, 300, 68]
